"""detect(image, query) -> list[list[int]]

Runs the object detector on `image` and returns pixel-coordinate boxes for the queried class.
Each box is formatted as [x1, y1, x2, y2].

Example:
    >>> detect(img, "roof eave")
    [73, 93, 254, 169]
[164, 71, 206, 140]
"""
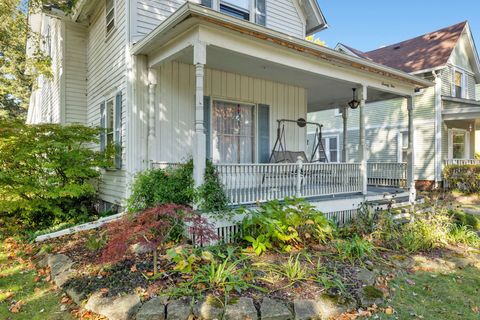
[133, 3, 432, 89]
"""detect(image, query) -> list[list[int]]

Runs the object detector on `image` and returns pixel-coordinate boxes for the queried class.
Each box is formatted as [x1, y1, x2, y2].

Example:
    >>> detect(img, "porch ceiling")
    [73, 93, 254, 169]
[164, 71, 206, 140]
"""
[175, 45, 404, 112]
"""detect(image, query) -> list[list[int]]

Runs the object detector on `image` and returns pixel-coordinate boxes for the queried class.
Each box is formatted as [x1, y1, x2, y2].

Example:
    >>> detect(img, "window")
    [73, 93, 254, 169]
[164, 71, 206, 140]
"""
[212, 101, 255, 163]
[220, 0, 250, 20]
[454, 70, 463, 98]
[100, 92, 122, 169]
[320, 136, 339, 162]
[399, 131, 408, 162]
[106, 98, 115, 147]
[334, 107, 343, 117]
[452, 131, 466, 159]
[106, 0, 115, 35]
[255, 0, 266, 25]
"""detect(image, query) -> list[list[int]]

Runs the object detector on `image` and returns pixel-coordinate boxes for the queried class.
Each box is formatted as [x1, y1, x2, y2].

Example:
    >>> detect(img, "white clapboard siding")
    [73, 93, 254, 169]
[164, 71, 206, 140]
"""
[64, 22, 88, 124]
[153, 61, 307, 163]
[133, 0, 306, 41]
[266, 0, 304, 37]
[309, 85, 436, 180]
[29, 14, 63, 124]
[86, 0, 128, 204]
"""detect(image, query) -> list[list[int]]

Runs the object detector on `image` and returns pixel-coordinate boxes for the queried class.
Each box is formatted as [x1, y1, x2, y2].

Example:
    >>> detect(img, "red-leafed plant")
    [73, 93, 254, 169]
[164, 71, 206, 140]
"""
[101, 204, 218, 275]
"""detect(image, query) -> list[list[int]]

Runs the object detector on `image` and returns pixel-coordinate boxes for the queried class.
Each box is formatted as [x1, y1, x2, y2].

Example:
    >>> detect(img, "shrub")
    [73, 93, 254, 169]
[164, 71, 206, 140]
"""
[443, 165, 480, 194]
[127, 160, 228, 213]
[448, 225, 480, 247]
[241, 198, 335, 255]
[398, 210, 451, 253]
[0, 121, 109, 230]
[334, 234, 374, 264]
[450, 210, 480, 231]
[127, 162, 195, 212]
[101, 204, 217, 275]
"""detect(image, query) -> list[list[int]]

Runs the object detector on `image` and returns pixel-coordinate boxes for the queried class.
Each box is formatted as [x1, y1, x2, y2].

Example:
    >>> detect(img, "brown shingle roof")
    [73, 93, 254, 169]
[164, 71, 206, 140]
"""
[349, 21, 467, 73]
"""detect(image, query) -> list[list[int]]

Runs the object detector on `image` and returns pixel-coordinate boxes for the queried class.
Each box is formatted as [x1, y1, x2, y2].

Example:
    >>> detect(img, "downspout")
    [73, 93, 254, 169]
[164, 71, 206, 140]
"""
[433, 70, 443, 186]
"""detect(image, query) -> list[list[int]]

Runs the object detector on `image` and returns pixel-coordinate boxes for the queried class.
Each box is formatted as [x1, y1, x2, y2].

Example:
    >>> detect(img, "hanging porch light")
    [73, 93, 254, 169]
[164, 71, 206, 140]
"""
[348, 88, 360, 109]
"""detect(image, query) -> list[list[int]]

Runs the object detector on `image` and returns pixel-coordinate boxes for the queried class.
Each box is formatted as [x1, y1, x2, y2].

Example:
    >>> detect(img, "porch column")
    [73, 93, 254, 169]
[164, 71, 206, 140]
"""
[193, 42, 207, 187]
[407, 95, 416, 203]
[359, 86, 368, 196]
[342, 106, 348, 162]
[147, 68, 157, 165]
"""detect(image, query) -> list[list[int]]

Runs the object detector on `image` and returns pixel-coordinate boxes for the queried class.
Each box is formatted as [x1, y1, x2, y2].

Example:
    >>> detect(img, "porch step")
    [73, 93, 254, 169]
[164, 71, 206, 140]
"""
[368, 195, 424, 212]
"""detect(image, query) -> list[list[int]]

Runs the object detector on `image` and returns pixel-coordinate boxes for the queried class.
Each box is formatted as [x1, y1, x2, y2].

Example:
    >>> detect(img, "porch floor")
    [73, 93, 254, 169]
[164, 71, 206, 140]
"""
[228, 186, 408, 208]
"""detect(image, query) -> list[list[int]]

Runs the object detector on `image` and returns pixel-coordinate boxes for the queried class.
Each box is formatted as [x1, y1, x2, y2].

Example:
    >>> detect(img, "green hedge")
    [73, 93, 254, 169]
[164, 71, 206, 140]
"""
[127, 159, 229, 213]
[443, 164, 480, 194]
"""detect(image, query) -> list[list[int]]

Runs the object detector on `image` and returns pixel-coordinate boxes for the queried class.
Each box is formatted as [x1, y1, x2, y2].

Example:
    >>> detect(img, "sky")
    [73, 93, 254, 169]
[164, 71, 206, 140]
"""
[316, 0, 480, 52]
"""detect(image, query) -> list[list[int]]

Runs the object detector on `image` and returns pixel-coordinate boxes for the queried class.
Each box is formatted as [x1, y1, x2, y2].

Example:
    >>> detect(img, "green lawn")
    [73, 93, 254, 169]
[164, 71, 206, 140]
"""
[371, 266, 480, 320]
[0, 241, 74, 320]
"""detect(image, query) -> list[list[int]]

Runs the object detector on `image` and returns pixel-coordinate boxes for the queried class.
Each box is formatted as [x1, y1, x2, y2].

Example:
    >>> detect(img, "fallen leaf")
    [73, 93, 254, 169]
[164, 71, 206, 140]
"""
[100, 288, 109, 293]
[61, 296, 71, 304]
[385, 307, 394, 315]
[130, 265, 138, 273]
[34, 276, 40, 282]
[9, 300, 24, 313]
[405, 278, 416, 286]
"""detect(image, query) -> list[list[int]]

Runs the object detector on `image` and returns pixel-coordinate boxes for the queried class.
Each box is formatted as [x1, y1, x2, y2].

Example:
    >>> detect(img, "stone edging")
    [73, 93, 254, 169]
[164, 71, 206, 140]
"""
[39, 253, 375, 320]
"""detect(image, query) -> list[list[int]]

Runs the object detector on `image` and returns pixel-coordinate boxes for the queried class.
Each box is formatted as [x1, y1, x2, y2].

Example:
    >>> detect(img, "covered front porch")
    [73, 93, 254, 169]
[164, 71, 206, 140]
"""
[442, 96, 480, 167]
[130, 3, 431, 208]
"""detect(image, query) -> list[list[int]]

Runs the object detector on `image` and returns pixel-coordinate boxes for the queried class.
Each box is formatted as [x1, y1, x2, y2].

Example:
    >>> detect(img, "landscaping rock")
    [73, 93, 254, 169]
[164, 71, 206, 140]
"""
[358, 286, 385, 307]
[316, 295, 354, 319]
[85, 292, 141, 320]
[193, 297, 224, 320]
[355, 268, 376, 286]
[167, 298, 193, 320]
[413, 256, 453, 273]
[53, 268, 75, 288]
[224, 297, 258, 320]
[37, 254, 50, 268]
[293, 299, 322, 320]
[260, 298, 292, 320]
[136, 297, 166, 320]
[390, 255, 415, 270]
[66, 286, 87, 305]
[48, 254, 74, 276]
[130, 243, 152, 255]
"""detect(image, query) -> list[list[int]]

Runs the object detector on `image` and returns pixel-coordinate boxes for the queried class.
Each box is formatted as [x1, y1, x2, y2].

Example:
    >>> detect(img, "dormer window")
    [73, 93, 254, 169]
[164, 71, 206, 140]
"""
[106, 0, 115, 35]
[220, 0, 250, 21]
[454, 70, 464, 98]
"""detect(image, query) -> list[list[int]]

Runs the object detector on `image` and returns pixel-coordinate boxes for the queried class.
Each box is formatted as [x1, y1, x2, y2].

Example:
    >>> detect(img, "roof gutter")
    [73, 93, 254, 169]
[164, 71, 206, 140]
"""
[133, 3, 433, 89]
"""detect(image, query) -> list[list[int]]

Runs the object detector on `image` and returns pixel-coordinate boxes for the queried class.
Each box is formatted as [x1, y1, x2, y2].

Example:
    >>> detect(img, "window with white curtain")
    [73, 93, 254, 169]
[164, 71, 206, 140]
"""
[212, 101, 255, 163]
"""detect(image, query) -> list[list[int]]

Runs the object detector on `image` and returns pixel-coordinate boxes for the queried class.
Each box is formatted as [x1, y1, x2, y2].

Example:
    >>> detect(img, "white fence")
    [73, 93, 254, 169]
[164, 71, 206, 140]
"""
[367, 162, 407, 188]
[214, 162, 363, 205]
[444, 159, 480, 165]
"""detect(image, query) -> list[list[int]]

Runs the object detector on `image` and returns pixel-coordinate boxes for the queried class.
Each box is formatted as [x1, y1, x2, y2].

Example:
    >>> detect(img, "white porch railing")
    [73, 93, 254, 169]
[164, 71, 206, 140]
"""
[150, 161, 183, 170]
[366, 162, 407, 188]
[214, 162, 363, 205]
[444, 159, 480, 165]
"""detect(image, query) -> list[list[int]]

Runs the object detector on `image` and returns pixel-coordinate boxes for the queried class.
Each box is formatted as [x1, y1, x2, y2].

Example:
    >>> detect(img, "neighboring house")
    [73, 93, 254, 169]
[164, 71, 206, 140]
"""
[310, 21, 480, 189]
[27, 0, 431, 217]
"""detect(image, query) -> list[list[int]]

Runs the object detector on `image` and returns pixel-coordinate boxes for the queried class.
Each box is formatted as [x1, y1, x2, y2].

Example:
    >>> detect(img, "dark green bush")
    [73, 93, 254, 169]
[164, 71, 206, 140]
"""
[0, 121, 108, 231]
[443, 165, 480, 194]
[127, 159, 228, 213]
[450, 209, 480, 231]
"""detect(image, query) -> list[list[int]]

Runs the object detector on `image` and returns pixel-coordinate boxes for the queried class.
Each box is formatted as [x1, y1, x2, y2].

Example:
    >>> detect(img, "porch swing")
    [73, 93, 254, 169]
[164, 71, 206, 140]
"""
[269, 118, 328, 163]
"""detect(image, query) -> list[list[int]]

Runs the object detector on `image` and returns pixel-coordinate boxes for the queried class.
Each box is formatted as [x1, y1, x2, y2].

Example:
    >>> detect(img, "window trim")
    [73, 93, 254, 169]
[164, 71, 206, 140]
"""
[210, 98, 258, 164]
[105, 0, 116, 38]
[448, 128, 470, 160]
[101, 92, 120, 169]
[452, 68, 465, 99]
[397, 130, 409, 163]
